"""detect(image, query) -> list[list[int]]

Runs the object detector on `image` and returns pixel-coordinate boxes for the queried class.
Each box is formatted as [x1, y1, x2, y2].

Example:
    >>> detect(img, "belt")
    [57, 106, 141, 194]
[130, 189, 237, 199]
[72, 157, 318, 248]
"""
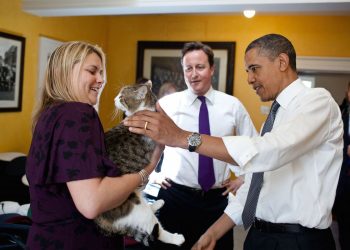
[252, 218, 322, 233]
[169, 180, 226, 197]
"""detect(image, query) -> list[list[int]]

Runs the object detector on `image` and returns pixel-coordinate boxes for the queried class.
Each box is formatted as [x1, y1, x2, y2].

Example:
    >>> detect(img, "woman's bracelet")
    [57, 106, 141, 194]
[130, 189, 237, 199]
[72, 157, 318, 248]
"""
[138, 169, 149, 187]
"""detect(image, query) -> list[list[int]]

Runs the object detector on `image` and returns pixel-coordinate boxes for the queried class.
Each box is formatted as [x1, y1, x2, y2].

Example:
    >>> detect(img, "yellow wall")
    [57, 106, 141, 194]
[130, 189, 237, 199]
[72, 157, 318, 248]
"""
[0, 0, 108, 153]
[101, 14, 350, 130]
[1, 0, 350, 154]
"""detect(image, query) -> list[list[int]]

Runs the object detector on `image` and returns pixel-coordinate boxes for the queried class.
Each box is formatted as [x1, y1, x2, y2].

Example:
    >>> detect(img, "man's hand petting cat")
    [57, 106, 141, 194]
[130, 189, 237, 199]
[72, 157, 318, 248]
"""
[124, 103, 189, 149]
[145, 144, 165, 175]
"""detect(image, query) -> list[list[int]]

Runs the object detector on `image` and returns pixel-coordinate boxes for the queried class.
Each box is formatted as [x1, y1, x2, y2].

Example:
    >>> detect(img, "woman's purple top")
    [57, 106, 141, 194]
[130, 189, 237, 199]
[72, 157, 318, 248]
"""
[26, 102, 123, 250]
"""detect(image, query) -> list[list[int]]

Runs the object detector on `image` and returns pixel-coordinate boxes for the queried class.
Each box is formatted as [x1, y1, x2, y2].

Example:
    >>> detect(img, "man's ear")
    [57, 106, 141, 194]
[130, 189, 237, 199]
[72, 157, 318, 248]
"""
[210, 64, 215, 77]
[278, 53, 289, 71]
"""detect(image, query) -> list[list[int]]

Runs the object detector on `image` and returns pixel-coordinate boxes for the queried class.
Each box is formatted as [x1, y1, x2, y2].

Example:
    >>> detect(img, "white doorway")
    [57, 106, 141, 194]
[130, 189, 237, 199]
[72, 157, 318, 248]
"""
[297, 56, 350, 105]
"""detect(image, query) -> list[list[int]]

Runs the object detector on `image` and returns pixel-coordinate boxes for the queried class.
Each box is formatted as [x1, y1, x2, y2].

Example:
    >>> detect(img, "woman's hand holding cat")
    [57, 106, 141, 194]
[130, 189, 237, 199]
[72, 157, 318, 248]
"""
[124, 103, 190, 149]
[138, 144, 164, 187]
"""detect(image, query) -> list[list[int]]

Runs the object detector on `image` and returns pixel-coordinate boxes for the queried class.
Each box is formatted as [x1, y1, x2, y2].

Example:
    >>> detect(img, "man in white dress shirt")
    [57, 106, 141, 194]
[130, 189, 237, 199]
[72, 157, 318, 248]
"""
[124, 34, 343, 250]
[146, 42, 257, 250]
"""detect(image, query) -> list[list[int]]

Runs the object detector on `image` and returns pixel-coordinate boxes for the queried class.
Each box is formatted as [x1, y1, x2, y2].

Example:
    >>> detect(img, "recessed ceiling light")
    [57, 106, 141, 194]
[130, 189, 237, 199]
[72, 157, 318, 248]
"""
[243, 10, 256, 18]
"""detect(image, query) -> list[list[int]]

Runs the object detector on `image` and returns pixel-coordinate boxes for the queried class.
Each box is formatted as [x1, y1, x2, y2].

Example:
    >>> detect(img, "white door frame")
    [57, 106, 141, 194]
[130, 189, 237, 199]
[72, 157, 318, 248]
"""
[297, 56, 350, 73]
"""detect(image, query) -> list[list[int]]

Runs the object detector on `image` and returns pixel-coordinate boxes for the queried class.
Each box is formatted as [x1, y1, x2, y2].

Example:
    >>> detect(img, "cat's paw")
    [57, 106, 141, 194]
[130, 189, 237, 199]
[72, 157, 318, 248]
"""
[150, 199, 165, 212]
[171, 233, 185, 246]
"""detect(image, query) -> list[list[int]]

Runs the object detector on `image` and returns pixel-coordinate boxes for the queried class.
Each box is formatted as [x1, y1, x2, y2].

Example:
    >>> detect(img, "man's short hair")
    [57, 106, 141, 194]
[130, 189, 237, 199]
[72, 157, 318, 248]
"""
[181, 42, 214, 67]
[245, 34, 297, 71]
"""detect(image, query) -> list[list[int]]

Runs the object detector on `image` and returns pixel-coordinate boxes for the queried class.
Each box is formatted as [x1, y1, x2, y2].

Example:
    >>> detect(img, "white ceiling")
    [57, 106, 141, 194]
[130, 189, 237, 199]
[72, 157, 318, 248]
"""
[22, 0, 350, 17]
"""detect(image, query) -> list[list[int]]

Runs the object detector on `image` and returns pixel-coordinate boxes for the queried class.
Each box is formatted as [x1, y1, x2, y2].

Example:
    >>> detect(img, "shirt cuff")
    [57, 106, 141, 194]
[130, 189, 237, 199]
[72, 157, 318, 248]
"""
[222, 136, 258, 167]
[224, 194, 244, 226]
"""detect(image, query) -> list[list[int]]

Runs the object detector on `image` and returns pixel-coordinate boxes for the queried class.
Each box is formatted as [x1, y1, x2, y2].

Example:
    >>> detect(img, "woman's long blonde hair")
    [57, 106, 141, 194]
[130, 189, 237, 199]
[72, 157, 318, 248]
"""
[32, 41, 106, 131]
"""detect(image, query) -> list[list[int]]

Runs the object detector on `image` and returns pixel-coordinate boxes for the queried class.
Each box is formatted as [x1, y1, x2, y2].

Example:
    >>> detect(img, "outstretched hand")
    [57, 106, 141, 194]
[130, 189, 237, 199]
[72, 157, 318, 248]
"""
[191, 232, 216, 250]
[123, 103, 189, 148]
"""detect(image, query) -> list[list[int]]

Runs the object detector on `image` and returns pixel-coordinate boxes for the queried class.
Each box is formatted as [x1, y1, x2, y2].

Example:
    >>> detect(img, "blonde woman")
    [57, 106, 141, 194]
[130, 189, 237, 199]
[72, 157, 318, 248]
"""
[26, 41, 162, 249]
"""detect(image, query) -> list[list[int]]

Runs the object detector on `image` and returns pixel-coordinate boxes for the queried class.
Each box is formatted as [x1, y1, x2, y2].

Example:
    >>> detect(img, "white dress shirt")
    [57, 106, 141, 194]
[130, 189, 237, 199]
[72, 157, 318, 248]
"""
[157, 87, 257, 189]
[223, 79, 343, 229]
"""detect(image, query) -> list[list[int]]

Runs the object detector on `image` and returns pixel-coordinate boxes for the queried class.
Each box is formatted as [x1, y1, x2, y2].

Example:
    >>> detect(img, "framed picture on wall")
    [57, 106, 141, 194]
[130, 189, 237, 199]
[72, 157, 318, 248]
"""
[136, 41, 235, 96]
[0, 31, 25, 112]
[37, 36, 63, 98]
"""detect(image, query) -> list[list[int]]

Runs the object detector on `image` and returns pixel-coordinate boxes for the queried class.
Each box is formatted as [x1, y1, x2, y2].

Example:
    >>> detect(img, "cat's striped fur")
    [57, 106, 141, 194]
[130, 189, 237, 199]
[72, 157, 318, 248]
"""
[94, 81, 185, 247]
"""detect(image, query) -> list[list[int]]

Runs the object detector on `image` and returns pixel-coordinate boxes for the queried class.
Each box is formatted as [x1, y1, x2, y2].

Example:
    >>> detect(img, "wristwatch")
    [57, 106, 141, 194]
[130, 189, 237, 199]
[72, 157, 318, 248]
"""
[187, 132, 202, 152]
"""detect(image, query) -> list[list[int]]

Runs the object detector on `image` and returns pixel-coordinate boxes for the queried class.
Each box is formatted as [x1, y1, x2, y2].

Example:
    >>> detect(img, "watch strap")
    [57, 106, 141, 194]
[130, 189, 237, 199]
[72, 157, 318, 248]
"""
[188, 145, 197, 152]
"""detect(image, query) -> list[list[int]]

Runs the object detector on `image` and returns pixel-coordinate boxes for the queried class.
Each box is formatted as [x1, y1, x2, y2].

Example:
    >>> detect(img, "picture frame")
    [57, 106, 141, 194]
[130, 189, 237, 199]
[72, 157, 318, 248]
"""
[37, 36, 63, 98]
[136, 41, 235, 96]
[0, 32, 25, 112]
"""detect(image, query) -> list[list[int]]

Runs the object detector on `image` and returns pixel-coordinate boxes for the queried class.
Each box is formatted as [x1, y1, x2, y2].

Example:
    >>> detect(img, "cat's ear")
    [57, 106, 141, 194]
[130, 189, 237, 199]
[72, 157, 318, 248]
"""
[135, 86, 148, 100]
[145, 80, 153, 88]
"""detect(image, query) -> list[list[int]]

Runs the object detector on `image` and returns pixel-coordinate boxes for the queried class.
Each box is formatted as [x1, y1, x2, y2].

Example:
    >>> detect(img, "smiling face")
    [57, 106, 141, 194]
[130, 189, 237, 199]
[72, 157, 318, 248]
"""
[245, 48, 285, 102]
[72, 52, 104, 105]
[182, 50, 214, 96]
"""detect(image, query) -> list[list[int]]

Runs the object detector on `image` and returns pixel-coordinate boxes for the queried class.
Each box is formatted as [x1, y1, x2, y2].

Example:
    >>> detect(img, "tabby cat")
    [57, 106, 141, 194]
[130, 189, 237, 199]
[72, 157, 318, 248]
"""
[94, 80, 185, 247]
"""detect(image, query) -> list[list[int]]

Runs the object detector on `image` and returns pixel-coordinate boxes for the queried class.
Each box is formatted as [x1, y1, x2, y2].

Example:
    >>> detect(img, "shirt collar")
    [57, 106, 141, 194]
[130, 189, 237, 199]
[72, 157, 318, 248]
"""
[185, 86, 215, 106]
[276, 78, 305, 110]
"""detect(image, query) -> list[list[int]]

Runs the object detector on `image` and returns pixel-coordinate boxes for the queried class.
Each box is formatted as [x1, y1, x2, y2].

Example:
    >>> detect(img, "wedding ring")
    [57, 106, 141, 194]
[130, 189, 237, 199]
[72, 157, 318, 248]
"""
[144, 121, 149, 130]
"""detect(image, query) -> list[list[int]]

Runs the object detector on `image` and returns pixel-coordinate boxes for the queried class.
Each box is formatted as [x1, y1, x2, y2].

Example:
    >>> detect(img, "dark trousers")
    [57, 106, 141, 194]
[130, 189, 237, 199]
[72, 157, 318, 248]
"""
[333, 174, 350, 250]
[149, 182, 233, 250]
[244, 226, 335, 250]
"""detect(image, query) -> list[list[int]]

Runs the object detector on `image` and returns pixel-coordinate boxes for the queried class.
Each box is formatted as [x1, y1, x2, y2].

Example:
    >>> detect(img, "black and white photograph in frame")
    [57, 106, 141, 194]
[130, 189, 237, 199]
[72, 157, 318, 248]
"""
[0, 31, 25, 112]
[136, 41, 235, 96]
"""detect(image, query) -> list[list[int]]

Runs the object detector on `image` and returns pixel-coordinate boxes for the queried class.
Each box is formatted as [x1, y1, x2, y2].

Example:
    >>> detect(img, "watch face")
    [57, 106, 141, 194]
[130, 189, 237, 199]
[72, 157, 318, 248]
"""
[189, 132, 201, 146]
